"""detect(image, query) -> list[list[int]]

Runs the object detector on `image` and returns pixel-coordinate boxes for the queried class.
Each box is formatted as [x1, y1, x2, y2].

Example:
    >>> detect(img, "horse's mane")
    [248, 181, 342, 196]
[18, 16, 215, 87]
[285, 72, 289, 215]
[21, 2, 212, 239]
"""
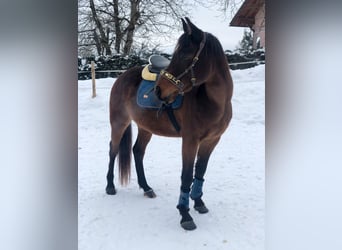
[174, 32, 230, 76]
[203, 33, 228, 67]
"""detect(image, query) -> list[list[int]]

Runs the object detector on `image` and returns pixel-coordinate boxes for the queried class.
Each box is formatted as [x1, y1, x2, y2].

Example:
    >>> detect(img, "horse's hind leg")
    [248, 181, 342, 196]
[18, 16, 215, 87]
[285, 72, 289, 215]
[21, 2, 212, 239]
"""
[106, 122, 130, 195]
[133, 128, 156, 198]
[190, 137, 220, 213]
[106, 140, 117, 194]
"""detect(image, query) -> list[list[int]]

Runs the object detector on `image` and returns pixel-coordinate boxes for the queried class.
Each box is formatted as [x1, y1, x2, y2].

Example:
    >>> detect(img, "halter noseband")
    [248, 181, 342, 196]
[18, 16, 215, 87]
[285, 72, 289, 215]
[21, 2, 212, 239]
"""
[159, 32, 207, 95]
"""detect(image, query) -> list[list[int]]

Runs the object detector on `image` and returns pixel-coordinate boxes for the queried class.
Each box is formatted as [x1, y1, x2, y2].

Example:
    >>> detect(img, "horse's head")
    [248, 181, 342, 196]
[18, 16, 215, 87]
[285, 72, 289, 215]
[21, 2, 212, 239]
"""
[155, 17, 207, 104]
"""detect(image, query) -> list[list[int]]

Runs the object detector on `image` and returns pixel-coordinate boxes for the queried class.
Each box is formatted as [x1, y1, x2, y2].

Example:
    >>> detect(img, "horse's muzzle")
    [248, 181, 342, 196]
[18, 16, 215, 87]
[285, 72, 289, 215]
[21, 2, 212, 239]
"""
[154, 85, 176, 104]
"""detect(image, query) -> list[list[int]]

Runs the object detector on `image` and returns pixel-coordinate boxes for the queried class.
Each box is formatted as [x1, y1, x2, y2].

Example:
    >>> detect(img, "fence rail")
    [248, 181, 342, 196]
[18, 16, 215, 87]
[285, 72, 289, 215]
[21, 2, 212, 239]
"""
[79, 60, 265, 97]
[228, 60, 265, 66]
[78, 69, 126, 74]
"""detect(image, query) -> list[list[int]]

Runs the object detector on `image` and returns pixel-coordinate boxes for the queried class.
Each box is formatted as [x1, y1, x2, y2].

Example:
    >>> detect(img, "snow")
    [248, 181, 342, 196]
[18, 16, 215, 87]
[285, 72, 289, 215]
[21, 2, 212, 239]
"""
[78, 65, 265, 250]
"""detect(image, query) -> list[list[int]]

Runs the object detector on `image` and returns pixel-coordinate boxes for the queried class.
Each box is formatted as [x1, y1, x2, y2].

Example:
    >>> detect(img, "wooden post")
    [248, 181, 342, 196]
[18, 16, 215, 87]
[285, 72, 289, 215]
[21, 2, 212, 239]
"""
[91, 61, 96, 98]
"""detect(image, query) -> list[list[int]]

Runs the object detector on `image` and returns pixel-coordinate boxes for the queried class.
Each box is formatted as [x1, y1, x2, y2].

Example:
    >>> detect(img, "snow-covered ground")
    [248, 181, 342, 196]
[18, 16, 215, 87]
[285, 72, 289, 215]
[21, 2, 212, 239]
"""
[78, 65, 265, 250]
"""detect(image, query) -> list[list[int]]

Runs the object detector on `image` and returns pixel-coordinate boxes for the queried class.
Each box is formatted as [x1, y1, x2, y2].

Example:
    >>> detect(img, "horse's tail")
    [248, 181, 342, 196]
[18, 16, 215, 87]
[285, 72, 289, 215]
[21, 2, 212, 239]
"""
[118, 124, 132, 186]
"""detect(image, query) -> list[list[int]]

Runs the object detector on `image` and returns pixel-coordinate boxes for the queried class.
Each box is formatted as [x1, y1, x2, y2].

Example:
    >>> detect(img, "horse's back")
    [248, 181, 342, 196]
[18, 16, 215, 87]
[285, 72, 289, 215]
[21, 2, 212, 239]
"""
[111, 66, 142, 93]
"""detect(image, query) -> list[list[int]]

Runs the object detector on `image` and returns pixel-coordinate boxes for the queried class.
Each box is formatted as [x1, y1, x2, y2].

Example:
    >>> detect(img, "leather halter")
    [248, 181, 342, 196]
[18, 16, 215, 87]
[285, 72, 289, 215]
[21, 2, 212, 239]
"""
[159, 32, 207, 95]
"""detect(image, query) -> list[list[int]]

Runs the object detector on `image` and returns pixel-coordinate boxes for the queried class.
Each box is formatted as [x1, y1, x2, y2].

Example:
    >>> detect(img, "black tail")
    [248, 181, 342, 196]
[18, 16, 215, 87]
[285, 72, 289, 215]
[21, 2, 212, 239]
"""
[118, 124, 132, 186]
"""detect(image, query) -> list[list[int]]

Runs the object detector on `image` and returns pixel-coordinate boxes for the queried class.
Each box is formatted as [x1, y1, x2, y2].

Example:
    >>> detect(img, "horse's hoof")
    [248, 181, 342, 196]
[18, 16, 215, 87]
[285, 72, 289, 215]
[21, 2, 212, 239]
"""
[144, 189, 156, 198]
[193, 198, 208, 213]
[194, 205, 209, 214]
[106, 186, 116, 195]
[178, 206, 196, 230]
[181, 220, 197, 230]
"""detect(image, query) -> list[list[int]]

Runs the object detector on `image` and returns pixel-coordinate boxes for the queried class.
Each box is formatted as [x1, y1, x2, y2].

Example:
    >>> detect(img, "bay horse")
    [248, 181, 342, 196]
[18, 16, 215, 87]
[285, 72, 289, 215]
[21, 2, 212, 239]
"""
[106, 17, 233, 230]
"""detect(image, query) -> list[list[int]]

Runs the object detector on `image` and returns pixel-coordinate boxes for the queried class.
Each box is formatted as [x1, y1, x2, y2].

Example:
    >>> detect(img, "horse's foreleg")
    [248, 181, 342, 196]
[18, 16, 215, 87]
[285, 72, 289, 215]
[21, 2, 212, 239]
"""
[133, 128, 156, 198]
[191, 137, 221, 213]
[177, 138, 199, 230]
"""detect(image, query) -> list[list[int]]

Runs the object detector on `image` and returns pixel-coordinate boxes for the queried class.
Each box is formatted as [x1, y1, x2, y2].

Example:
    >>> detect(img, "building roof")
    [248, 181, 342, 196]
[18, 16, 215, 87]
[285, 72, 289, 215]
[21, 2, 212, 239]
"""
[230, 0, 264, 27]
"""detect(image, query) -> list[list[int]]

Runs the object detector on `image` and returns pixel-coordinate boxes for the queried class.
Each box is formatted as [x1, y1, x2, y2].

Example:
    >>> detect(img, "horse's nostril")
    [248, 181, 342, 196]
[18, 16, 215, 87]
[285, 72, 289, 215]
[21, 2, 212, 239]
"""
[155, 86, 161, 98]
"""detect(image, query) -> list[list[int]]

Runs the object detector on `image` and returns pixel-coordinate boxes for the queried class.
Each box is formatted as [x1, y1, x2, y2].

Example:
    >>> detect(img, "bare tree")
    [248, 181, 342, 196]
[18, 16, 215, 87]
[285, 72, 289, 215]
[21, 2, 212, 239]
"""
[199, 0, 244, 19]
[78, 0, 192, 56]
[112, 0, 123, 53]
[221, 0, 244, 17]
[89, 0, 113, 55]
[78, 0, 102, 56]
[78, 0, 247, 56]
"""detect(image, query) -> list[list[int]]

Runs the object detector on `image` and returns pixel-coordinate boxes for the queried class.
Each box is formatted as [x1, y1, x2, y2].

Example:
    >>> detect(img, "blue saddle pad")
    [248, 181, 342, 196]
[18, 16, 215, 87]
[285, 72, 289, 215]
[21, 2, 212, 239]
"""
[137, 80, 183, 109]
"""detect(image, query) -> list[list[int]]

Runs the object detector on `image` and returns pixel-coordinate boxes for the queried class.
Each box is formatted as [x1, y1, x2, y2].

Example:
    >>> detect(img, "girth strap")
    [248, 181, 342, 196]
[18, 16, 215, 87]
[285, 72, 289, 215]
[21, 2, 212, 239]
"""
[164, 105, 181, 132]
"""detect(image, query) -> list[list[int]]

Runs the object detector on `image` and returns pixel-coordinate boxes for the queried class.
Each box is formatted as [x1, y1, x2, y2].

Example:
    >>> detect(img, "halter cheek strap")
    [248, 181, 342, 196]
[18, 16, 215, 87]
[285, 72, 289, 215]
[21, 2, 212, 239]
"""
[159, 32, 207, 94]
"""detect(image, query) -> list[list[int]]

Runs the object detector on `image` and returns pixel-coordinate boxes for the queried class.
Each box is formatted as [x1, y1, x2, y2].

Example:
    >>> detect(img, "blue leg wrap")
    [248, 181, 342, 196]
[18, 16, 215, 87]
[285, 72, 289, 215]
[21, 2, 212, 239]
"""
[190, 178, 204, 200]
[177, 191, 190, 208]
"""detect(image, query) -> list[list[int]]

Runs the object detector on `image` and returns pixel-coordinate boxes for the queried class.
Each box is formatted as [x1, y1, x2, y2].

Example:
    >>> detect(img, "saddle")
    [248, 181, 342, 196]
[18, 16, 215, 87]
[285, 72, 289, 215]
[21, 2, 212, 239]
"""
[148, 55, 170, 73]
[137, 55, 183, 132]
[141, 55, 170, 81]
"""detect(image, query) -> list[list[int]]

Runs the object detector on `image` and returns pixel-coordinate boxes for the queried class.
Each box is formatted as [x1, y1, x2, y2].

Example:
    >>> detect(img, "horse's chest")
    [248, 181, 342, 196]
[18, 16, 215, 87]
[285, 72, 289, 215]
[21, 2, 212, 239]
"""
[202, 119, 229, 139]
[195, 106, 231, 139]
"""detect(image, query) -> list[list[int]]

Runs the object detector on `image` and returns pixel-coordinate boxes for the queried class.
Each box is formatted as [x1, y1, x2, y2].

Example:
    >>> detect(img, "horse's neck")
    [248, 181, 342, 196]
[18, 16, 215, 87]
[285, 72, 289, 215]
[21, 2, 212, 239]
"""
[201, 74, 231, 108]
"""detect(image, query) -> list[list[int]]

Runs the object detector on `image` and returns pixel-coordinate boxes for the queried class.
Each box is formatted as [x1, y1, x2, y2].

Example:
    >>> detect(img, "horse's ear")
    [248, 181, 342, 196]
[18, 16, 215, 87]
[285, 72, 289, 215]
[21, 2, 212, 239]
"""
[185, 17, 202, 43]
[181, 18, 192, 35]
